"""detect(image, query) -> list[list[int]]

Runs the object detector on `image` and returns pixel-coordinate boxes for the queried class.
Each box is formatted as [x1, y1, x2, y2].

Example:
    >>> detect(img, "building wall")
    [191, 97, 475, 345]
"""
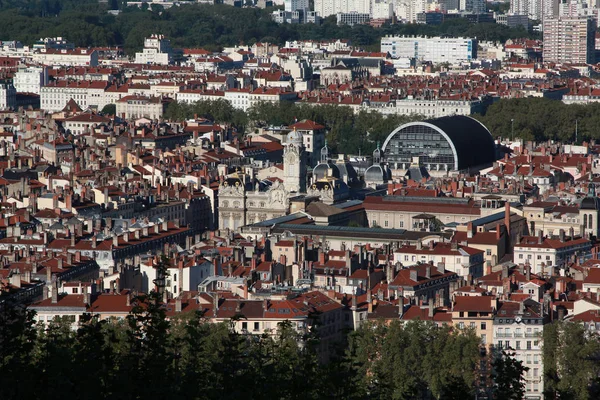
[543, 16, 596, 64]
[381, 36, 477, 64]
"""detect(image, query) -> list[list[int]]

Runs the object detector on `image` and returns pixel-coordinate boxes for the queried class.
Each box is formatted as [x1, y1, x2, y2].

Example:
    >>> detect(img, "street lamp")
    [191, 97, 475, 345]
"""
[511, 118, 514, 141]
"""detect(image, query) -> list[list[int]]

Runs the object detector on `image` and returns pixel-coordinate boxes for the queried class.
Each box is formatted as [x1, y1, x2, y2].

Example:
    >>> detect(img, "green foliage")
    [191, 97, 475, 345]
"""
[245, 100, 424, 154]
[344, 320, 480, 399]
[474, 98, 600, 143]
[491, 350, 528, 400]
[0, 2, 537, 52]
[100, 103, 116, 115]
[543, 321, 600, 400]
[165, 99, 247, 130]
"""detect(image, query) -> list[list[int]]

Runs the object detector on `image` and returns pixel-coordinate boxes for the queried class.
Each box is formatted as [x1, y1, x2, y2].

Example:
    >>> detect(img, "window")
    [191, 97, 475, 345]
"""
[481, 322, 486, 330]
[384, 220, 389, 227]
[519, 254, 523, 259]
[470, 322, 476, 329]
[527, 341, 532, 350]
[481, 334, 486, 344]
[254, 322, 260, 331]
[486, 249, 492, 256]
[516, 341, 521, 349]
[458, 322, 464, 329]
[242, 322, 247, 330]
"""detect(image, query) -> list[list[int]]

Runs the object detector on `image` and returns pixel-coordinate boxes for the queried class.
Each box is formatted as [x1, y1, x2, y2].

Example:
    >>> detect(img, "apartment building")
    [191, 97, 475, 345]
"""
[134, 34, 173, 65]
[513, 233, 592, 275]
[314, 0, 371, 18]
[543, 16, 596, 64]
[393, 241, 485, 280]
[13, 65, 48, 94]
[494, 300, 546, 398]
[381, 36, 477, 64]
[32, 48, 98, 67]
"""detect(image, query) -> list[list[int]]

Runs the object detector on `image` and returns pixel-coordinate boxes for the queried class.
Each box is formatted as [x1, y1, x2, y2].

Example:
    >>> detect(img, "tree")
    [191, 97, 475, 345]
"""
[101, 103, 116, 115]
[491, 350, 528, 400]
[543, 321, 600, 400]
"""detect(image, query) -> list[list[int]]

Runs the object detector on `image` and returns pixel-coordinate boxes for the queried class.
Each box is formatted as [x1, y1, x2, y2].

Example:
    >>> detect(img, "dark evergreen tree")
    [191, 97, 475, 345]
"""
[491, 350, 528, 400]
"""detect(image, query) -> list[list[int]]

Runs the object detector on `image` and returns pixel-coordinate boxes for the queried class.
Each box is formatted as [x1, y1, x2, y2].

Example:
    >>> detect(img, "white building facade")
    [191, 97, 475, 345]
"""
[13, 66, 48, 94]
[381, 36, 477, 64]
[134, 34, 173, 65]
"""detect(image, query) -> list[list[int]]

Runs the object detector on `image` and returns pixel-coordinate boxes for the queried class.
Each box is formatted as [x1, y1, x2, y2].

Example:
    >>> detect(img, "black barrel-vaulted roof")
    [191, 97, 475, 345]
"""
[425, 116, 495, 170]
[383, 115, 496, 170]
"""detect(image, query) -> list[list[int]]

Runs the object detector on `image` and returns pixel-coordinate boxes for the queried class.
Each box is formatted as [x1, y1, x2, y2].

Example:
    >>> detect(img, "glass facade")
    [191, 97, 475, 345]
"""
[383, 125, 456, 170]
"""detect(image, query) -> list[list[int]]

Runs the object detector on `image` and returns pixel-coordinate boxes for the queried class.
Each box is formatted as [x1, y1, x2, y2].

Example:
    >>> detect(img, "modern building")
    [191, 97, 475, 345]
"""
[381, 36, 477, 64]
[314, 0, 371, 18]
[285, 0, 309, 12]
[134, 34, 173, 65]
[495, 13, 529, 30]
[543, 16, 596, 64]
[337, 12, 371, 26]
[381, 116, 497, 173]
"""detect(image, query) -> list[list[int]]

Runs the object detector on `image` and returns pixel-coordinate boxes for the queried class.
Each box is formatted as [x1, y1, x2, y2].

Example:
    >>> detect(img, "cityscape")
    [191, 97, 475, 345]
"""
[1, 1, 600, 399]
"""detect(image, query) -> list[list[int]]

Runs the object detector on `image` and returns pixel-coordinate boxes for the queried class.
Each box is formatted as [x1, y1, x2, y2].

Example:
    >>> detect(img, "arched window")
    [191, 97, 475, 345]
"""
[589, 214, 594, 230]
[173, 273, 177, 282]
[584, 214, 588, 229]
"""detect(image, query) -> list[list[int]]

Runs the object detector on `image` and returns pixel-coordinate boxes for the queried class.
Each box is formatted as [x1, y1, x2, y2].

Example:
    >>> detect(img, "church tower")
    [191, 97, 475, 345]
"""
[283, 128, 307, 193]
[580, 173, 600, 238]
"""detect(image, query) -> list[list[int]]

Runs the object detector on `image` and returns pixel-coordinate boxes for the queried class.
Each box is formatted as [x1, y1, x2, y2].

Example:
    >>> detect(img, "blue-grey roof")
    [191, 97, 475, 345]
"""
[251, 212, 309, 227]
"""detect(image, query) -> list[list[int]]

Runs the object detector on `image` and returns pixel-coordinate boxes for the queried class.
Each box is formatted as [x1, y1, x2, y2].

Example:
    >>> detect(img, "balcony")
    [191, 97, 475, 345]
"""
[524, 333, 539, 338]
[495, 333, 511, 338]
[513, 333, 523, 338]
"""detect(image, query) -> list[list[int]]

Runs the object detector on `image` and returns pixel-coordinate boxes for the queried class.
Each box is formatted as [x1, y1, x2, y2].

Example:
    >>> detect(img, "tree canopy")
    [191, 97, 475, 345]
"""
[166, 99, 425, 155]
[0, 2, 538, 52]
[474, 98, 600, 143]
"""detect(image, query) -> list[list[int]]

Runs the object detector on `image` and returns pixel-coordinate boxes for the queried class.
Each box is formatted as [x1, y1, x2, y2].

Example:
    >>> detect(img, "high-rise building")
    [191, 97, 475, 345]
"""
[314, 0, 371, 18]
[543, 16, 596, 64]
[285, 0, 309, 12]
[510, 0, 557, 22]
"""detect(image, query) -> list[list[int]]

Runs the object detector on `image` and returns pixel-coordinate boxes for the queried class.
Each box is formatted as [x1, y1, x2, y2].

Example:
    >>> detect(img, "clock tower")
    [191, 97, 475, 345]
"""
[283, 128, 306, 193]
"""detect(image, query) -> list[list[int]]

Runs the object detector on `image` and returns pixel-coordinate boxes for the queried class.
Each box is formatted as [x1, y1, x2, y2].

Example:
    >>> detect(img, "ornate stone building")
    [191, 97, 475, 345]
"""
[218, 130, 306, 230]
[218, 174, 290, 231]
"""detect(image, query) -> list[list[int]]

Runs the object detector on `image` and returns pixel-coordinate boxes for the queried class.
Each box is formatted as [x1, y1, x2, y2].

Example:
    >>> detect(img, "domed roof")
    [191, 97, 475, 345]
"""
[287, 128, 303, 145]
[581, 196, 600, 210]
[364, 164, 390, 183]
[313, 162, 340, 180]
